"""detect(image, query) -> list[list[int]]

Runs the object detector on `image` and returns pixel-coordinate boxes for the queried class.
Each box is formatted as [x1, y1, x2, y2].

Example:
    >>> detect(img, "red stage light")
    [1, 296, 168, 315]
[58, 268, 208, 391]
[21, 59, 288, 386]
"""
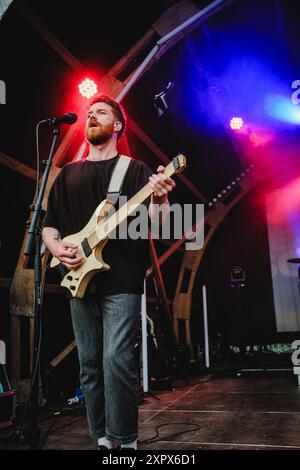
[78, 79, 98, 99]
[230, 117, 244, 130]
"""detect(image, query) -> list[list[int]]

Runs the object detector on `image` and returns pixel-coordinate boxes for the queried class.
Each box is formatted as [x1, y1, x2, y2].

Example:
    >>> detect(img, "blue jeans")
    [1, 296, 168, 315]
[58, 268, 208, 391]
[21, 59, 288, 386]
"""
[70, 293, 141, 445]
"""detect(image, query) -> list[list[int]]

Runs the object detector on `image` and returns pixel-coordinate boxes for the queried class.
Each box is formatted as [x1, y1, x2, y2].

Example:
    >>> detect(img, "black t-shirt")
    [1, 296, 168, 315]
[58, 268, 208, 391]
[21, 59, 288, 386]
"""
[43, 155, 153, 295]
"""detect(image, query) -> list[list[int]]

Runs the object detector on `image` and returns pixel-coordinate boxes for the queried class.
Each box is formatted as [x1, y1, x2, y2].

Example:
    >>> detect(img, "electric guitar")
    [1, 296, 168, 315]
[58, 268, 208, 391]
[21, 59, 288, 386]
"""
[50, 154, 187, 298]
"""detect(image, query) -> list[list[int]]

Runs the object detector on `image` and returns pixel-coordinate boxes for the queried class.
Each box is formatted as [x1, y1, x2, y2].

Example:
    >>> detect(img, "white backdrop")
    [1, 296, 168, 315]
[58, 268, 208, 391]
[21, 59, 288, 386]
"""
[266, 189, 300, 332]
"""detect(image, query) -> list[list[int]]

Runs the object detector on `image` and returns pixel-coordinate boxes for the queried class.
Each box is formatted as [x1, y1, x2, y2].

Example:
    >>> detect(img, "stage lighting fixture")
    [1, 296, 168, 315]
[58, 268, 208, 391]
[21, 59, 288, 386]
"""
[78, 79, 98, 99]
[230, 266, 246, 287]
[230, 117, 244, 130]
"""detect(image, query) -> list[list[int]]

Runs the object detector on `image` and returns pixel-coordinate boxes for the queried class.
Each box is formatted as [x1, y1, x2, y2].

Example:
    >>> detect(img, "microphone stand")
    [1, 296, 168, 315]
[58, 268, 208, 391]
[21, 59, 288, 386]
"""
[23, 124, 61, 449]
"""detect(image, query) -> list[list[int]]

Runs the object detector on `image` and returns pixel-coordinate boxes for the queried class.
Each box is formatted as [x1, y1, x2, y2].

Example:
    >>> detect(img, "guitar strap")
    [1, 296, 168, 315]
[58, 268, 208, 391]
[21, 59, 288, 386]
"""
[106, 154, 131, 208]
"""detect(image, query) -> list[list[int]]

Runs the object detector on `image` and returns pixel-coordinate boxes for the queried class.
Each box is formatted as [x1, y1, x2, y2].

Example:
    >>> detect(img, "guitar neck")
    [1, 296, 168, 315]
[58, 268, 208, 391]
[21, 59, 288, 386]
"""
[95, 160, 177, 241]
[105, 183, 152, 236]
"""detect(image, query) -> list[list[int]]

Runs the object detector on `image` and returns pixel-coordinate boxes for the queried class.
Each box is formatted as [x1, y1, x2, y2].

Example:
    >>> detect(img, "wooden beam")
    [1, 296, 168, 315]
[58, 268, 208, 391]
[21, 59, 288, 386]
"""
[107, 29, 157, 79]
[0, 151, 37, 180]
[50, 340, 77, 368]
[16, 2, 83, 71]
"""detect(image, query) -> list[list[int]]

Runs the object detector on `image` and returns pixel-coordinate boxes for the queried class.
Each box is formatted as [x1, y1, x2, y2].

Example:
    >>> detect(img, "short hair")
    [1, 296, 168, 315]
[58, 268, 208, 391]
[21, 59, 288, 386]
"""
[88, 94, 126, 140]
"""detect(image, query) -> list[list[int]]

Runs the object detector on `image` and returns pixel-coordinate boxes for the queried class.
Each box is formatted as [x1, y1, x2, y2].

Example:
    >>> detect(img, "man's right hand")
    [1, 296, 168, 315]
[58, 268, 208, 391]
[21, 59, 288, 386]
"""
[52, 241, 84, 270]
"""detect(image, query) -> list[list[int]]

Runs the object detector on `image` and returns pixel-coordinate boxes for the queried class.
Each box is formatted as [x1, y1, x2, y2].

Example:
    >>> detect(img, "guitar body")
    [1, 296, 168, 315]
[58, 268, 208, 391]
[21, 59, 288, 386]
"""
[49, 154, 187, 299]
[50, 199, 112, 298]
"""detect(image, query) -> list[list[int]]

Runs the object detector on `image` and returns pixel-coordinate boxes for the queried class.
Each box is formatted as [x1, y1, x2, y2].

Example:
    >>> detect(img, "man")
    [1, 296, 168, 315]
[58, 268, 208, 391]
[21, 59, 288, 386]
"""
[42, 94, 175, 450]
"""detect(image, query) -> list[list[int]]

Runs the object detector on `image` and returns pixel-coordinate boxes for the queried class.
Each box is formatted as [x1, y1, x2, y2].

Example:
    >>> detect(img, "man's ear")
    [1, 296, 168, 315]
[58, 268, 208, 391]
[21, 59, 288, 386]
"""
[114, 121, 122, 132]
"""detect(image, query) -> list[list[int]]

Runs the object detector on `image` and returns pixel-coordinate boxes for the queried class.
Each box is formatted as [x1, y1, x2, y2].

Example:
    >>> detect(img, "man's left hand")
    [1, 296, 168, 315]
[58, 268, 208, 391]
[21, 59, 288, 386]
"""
[149, 165, 176, 202]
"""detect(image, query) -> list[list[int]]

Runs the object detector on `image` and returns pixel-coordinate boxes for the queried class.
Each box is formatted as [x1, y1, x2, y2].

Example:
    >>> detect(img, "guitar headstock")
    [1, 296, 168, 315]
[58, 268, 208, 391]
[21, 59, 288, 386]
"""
[172, 154, 187, 174]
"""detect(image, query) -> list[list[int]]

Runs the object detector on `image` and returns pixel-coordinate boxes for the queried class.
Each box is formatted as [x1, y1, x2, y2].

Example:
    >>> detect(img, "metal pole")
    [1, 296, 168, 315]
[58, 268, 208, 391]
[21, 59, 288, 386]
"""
[141, 279, 149, 393]
[202, 285, 210, 368]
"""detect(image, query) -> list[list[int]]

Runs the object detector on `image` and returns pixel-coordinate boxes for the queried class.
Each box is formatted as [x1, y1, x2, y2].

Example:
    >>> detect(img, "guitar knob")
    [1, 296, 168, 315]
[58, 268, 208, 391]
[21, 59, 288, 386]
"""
[67, 275, 73, 281]
[70, 285, 76, 290]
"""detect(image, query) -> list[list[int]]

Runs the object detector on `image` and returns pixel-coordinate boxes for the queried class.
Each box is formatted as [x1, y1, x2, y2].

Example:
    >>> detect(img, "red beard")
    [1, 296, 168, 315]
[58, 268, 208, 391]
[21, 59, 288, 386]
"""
[86, 122, 114, 145]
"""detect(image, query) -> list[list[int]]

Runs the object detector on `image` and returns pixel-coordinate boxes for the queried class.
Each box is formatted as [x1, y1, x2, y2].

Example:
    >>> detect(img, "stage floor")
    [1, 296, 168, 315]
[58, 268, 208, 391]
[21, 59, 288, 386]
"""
[2, 368, 300, 450]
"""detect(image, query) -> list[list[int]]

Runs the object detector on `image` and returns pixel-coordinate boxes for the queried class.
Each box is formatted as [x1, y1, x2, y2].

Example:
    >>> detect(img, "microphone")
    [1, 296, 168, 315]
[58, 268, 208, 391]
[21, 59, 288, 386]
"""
[46, 112, 78, 126]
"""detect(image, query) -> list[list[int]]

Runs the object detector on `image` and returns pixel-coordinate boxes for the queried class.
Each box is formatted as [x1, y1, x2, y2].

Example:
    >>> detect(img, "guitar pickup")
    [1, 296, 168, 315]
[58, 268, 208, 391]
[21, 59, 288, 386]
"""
[81, 238, 92, 257]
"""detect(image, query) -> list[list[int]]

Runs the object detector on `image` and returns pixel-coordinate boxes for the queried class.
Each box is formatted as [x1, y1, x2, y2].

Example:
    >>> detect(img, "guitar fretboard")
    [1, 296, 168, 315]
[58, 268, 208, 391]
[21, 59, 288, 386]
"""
[91, 159, 177, 245]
